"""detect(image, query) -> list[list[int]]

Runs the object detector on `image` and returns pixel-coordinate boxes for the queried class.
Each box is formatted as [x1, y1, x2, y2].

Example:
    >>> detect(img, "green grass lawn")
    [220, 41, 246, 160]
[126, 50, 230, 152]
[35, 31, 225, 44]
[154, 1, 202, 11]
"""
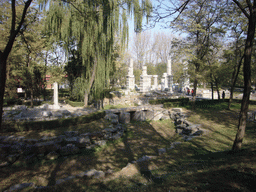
[1, 102, 256, 192]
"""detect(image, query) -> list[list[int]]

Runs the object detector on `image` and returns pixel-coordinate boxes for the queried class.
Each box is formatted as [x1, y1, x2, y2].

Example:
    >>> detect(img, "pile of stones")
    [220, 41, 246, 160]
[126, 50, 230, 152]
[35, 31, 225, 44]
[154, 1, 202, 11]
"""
[0, 124, 126, 167]
[170, 108, 204, 141]
[2, 104, 98, 122]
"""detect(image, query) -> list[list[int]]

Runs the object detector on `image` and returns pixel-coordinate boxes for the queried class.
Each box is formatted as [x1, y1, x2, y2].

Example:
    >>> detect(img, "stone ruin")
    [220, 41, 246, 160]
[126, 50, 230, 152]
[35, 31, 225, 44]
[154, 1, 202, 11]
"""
[126, 59, 174, 93]
[1, 105, 207, 191]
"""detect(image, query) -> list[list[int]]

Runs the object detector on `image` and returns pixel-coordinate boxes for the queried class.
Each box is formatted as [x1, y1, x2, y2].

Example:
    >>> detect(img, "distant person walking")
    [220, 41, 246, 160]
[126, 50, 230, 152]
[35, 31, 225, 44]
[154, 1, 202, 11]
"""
[191, 89, 194, 96]
[222, 91, 225, 100]
[187, 88, 190, 95]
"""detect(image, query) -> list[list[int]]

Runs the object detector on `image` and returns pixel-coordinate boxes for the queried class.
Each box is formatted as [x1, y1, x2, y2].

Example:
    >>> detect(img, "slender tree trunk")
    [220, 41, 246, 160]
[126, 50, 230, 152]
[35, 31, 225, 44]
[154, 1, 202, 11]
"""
[215, 80, 220, 100]
[84, 57, 97, 107]
[30, 85, 34, 108]
[211, 82, 214, 100]
[232, 4, 256, 151]
[0, 56, 7, 130]
[228, 55, 244, 109]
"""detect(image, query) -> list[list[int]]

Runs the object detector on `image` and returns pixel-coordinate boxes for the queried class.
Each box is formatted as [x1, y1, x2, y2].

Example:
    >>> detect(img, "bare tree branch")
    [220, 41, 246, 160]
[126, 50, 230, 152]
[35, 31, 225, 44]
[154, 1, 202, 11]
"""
[233, 0, 250, 18]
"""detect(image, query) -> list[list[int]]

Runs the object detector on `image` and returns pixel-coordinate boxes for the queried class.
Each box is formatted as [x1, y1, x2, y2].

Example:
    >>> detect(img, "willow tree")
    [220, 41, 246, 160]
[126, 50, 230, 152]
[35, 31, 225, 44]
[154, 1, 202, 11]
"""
[44, 0, 152, 106]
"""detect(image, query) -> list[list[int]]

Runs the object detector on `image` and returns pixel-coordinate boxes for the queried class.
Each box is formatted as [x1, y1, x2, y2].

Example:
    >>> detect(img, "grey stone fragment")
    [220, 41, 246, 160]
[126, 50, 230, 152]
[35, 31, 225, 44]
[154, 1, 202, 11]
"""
[76, 136, 91, 147]
[64, 131, 79, 137]
[160, 115, 169, 120]
[136, 155, 151, 163]
[192, 130, 204, 136]
[7, 183, 34, 191]
[171, 108, 183, 113]
[34, 141, 60, 154]
[133, 111, 146, 121]
[60, 144, 80, 156]
[84, 169, 105, 179]
[94, 140, 107, 146]
[158, 148, 166, 155]
[41, 111, 52, 117]
[120, 112, 130, 124]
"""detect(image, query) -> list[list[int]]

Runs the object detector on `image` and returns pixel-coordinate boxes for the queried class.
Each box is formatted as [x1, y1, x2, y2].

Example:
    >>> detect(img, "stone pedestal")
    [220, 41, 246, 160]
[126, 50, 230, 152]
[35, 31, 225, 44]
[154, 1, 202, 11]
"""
[126, 59, 135, 90]
[162, 73, 168, 90]
[140, 66, 152, 93]
[152, 75, 158, 90]
[167, 75, 173, 93]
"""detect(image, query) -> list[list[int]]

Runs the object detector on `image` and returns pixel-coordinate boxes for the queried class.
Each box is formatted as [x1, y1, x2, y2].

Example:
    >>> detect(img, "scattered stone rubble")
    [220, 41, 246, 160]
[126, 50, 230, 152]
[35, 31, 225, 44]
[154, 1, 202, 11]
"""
[170, 108, 204, 141]
[2, 106, 205, 191]
[0, 124, 126, 168]
[2, 104, 98, 122]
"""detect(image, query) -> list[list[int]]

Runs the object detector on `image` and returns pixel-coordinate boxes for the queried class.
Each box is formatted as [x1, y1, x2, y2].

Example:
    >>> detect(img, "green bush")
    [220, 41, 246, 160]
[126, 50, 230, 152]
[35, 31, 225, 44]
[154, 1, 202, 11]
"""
[149, 98, 189, 105]
[5, 98, 23, 106]
[66, 100, 85, 107]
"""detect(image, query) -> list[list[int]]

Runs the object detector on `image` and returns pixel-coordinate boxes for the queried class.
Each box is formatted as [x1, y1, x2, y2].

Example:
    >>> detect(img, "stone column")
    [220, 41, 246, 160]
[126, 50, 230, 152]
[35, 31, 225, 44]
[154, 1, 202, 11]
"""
[53, 82, 60, 109]
[126, 59, 135, 90]
[153, 75, 158, 90]
[167, 59, 172, 75]
[163, 73, 168, 89]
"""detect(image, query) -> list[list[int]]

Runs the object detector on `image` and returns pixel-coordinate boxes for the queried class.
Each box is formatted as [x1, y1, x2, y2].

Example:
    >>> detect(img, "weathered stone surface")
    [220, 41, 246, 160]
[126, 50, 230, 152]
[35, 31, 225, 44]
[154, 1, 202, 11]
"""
[7, 183, 34, 191]
[60, 144, 79, 156]
[192, 130, 204, 136]
[64, 137, 78, 144]
[89, 132, 104, 140]
[64, 131, 79, 137]
[83, 169, 105, 179]
[34, 141, 60, 154]
[171, 108, 182, 113]
[56, 175, 76, 185]
[76, 136, 91, 147]
[181, 128, 192, 135]
[41, 111, 52, 117]
[120, 112, 130, 124]
[158, 148, 166, 155]
[133, 111, 146, 121]
[94, 140, 107, 146]
[160, 115, 169, 120]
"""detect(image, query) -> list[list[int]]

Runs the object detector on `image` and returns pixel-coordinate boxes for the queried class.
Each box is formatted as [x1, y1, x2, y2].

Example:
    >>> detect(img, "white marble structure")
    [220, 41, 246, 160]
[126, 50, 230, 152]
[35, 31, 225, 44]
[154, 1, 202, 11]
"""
[152, 75, 158, 90]
[140, 66, 152, 93]
[181, 61, 190, 92]
[126, 59, 135, 90]
[52, 82, 60, 109]
[167, 59, 173, 92]
[162, 73, 168, 89]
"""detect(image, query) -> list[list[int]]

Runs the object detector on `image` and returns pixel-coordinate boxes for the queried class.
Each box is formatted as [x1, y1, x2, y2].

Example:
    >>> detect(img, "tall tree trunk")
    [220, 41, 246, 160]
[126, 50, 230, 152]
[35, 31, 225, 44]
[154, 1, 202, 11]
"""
[232, 3, 256, 151]
[0, 56, 7, 130]
[30, 84, 34, 108]
[228, 55, 244, 109]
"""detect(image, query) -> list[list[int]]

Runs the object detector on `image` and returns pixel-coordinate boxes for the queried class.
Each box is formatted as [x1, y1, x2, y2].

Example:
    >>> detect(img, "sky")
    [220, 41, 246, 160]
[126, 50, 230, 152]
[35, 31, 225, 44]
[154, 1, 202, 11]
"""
[127, 0, 184, 49]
